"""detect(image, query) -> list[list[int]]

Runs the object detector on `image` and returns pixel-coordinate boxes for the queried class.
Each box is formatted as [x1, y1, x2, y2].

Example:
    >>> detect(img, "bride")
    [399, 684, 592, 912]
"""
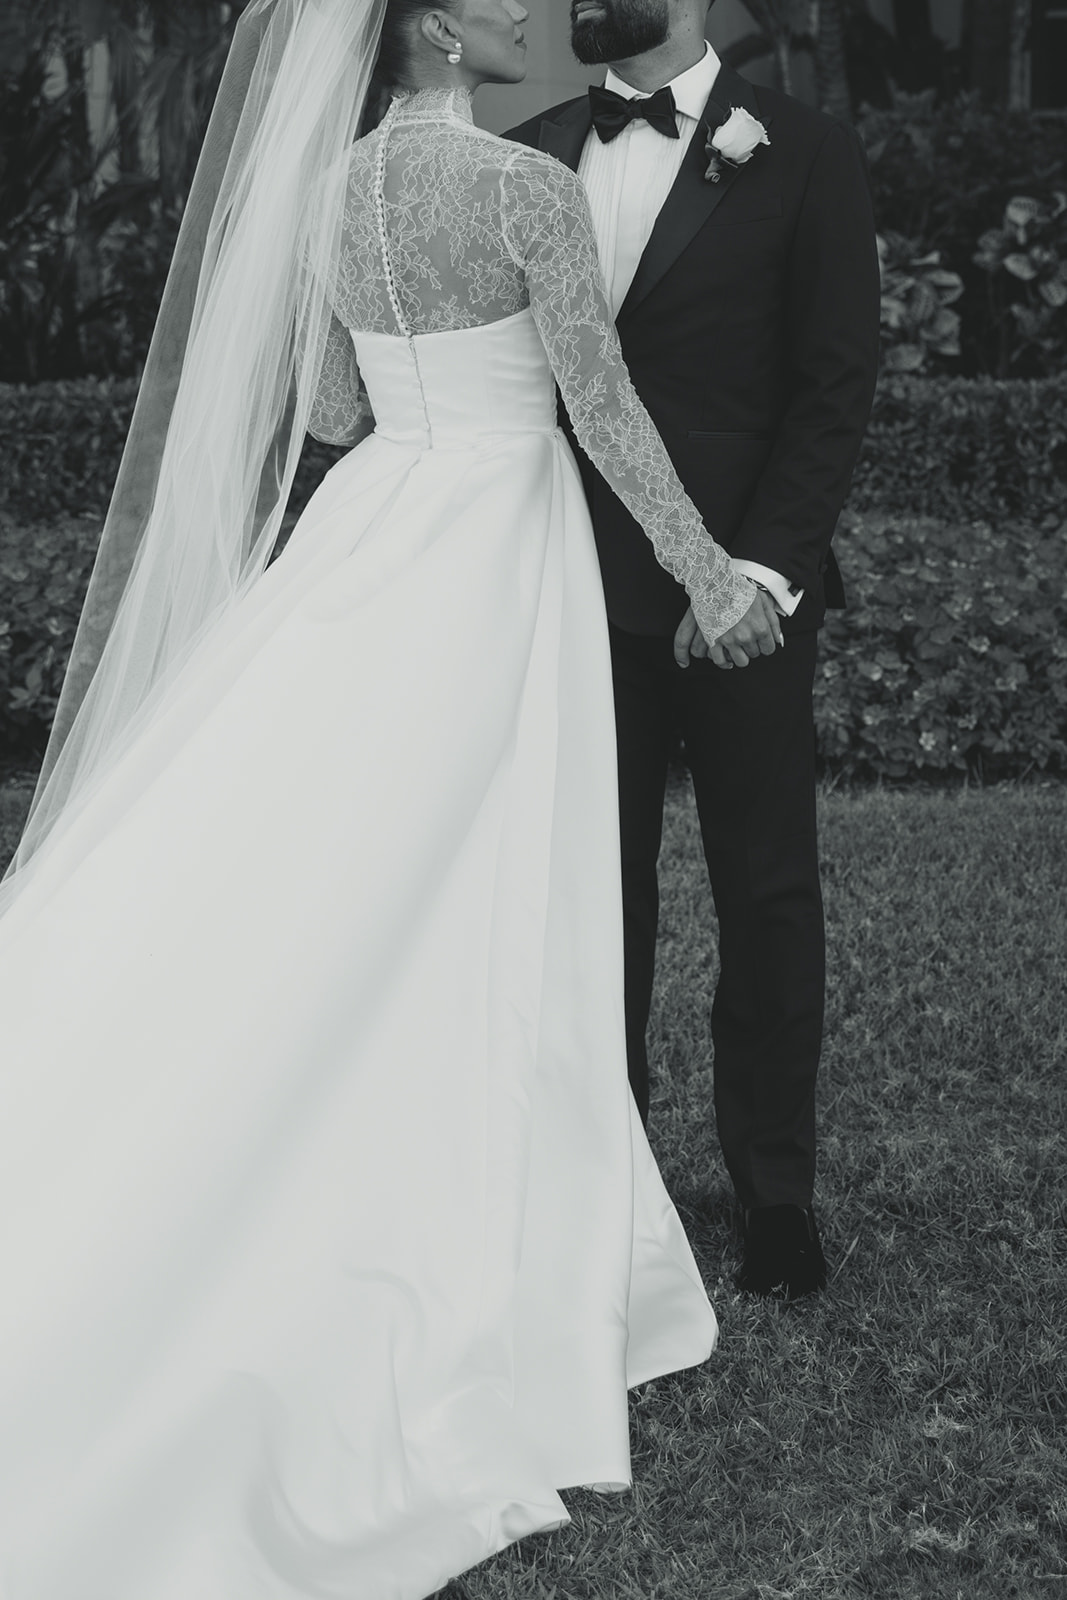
[0, 0, 768, 1595]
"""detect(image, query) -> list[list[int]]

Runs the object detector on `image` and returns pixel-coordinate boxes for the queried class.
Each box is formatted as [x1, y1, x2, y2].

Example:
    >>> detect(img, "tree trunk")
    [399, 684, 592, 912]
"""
[815, 0, 853, 119]
[62, 34, 93, 165]
[103, 6, 149, 178]
[963, 0, 1012, 103]
[774, 29, 795, 93]
[740, 0, 798, 95]
[1007, 0, 1031, 108]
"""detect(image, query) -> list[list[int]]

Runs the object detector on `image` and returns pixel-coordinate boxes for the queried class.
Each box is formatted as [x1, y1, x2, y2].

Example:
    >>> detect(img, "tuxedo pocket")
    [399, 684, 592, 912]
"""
[708, 196, 783, 227]
[687, 430, 770, 441]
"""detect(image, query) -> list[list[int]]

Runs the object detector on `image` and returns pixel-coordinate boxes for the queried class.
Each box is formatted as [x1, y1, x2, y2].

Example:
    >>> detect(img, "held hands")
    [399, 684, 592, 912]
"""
[673, 589, 784, 670]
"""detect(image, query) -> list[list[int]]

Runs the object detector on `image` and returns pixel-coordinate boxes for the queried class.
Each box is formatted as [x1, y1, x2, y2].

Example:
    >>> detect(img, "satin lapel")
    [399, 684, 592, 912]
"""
[618, 66, 767, 323]
[705, 62, 764, 125]
[536, 99, 593, 172]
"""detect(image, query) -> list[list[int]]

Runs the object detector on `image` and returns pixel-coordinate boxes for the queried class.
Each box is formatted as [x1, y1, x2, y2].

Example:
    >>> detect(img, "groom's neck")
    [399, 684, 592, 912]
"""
[606, 25, 708, 94]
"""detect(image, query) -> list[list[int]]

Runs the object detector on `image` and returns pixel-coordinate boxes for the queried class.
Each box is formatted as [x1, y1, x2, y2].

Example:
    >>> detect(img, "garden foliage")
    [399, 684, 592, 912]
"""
[3, 373, 1065, 526]
[861, 92, 1067, 376]
[0, 513, 97, 760]
[2, 63, 1066, 384]
[0, 376, 346, 524]
[848, 375, 1067, 524]
[816, 512, 1067, 781]
[0, 378, 135, 521]
[0, 46, 166, 383]
[876, 233, 963, 373]
[2, 381, 1065, 780]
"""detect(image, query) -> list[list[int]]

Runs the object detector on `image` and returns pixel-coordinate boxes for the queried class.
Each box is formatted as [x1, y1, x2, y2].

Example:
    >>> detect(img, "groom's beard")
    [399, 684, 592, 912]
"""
[570, 0, 671, 65]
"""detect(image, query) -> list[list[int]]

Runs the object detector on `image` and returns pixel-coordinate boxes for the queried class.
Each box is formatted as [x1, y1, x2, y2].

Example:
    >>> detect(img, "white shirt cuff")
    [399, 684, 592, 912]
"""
[732, 559, 804, 616]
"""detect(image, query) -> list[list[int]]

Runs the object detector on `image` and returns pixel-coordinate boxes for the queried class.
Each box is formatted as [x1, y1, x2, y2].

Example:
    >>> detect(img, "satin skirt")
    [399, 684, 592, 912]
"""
[0, 311, 716, 1600]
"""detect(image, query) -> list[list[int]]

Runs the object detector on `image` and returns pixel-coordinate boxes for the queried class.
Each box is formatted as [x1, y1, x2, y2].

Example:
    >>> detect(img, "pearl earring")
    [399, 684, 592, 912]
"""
[446, 42, 462, 63]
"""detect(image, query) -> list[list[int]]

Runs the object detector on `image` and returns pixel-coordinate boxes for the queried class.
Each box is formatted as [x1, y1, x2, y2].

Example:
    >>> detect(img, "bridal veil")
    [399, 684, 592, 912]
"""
[5, 0, 384, 899]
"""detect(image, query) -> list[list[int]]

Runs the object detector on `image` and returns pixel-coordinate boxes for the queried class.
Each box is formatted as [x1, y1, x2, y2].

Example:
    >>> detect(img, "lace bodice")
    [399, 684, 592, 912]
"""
[309, 88, 754, 642]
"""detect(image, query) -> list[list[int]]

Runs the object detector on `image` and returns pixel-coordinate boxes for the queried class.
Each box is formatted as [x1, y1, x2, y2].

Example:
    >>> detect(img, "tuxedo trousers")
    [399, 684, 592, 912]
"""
[609, 623, 824, 1211]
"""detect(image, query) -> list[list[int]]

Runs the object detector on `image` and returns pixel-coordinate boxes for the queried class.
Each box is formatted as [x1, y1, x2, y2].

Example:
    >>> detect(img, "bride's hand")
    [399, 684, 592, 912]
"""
[709, 590, 784, 670]
[674, 589, 785, 671]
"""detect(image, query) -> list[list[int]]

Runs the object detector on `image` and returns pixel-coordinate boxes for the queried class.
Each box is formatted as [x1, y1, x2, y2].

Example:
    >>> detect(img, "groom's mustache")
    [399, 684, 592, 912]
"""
[570, 0, 670, 61]
[572, 1, 611, 23]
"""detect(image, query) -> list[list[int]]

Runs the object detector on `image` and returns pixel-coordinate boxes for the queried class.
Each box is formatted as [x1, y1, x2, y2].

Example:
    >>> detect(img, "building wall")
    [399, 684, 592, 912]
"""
[474, 0, 969, 134]
[475, 0, 777, 133]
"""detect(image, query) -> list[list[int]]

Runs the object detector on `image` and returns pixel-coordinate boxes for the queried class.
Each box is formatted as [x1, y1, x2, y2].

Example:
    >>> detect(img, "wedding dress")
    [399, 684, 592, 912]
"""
[0, 90, 753, 1600]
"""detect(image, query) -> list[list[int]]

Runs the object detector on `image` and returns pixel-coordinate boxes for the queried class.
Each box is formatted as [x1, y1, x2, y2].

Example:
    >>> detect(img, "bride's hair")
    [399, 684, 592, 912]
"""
[363, 0, 457, 128]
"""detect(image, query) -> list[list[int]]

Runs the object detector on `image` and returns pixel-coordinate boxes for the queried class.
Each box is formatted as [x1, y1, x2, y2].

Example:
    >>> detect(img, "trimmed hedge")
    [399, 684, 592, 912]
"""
[0, 514, 97, 759]
[849, 376, 1067, 523]
[816, 511, 1067, 781]
[0, 380, 136, 524]
[2, 373, 1066, 527]
[2, 378, 1066, 779]
[0, 378, 344, 524]
[3, 508, 1064, 781]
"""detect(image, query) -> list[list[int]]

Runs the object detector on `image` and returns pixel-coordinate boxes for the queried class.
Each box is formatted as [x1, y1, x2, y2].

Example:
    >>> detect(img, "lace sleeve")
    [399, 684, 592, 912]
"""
[308, 309, 371, 446]
[500, 150, 754, 643]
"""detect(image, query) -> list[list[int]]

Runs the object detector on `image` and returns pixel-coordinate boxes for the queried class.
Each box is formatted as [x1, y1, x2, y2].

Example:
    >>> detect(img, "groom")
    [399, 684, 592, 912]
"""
[509, 0, 880, 1296]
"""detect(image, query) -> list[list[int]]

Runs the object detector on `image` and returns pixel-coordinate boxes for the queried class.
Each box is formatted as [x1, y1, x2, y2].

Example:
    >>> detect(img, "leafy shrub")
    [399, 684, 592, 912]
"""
[973, 193, 1067, 373]
[3, 375, 1065, 778]
[859, 92, 1067, 376]
[0, 46, 157, 383]
[0, 378, 346, 523]
[816, 511, 1067, 781]
[877, 232, 963, 373]
[3, 373, 1065, 528]
[0, 17, 233, 384]
[0, 378, 136, 521]
[849, 375, 1067, 523]
[3, 506, 1065, 783]
[0, 513, 97, 758]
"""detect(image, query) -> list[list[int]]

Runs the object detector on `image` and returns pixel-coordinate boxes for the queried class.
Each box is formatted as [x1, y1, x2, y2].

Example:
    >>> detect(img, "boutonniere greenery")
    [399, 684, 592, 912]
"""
[703, 106, 771, 183]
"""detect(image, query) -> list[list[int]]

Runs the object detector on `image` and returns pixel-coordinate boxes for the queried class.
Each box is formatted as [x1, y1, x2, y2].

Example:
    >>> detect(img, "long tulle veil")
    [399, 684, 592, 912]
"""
[3, 0, 385, 901]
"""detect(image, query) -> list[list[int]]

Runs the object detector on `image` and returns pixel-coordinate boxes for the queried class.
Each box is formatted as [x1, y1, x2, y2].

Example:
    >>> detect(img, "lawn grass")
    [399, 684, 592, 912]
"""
[446, 779, 1067, 1600]
[1, 775, 1064, 1597]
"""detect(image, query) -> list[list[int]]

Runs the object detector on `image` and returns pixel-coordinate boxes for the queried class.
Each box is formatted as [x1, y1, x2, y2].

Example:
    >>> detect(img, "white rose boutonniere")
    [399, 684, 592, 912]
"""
[704, 106, 771, 183]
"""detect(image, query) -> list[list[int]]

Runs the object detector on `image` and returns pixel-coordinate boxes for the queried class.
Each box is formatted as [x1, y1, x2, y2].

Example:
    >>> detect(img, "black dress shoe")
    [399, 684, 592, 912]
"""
[736, 1204, 827, 1300]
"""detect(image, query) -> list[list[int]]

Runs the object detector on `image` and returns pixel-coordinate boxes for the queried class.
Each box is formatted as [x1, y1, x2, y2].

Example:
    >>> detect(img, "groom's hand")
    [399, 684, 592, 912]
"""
[673, 591, 784, 669]
[710, 590, 784, 669]
[673, 607, 711, 667]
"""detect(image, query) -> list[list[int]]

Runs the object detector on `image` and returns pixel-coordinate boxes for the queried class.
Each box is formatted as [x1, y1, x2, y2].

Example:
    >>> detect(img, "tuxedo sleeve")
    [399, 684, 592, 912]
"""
[728, 121, 880, 590]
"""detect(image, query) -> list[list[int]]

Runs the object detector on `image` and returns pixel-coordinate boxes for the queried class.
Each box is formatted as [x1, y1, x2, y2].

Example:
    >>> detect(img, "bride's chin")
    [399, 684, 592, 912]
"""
[483, 63, 529, 85]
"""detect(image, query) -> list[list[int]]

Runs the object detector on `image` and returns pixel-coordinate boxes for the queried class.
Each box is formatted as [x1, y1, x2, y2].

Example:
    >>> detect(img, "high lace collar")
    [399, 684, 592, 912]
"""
[390, 87, 475, 126]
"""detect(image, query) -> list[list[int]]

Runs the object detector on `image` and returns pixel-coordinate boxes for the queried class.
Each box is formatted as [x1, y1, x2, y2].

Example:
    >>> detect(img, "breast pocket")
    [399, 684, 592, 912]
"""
[710, 195, 784, 227]
[687, 430, 770, 441]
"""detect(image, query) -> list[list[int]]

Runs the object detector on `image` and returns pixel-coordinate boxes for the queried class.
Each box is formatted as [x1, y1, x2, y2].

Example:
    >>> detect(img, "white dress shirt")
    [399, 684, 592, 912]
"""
[577, 45, 802, 618]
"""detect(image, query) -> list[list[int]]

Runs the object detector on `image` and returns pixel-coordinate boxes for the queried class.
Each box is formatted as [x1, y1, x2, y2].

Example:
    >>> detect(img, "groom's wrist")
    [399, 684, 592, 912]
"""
[731, 558, 803, 616]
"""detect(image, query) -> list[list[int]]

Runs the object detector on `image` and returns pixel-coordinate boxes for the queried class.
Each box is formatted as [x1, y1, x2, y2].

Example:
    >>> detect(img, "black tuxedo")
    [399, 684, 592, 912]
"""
[508, 68, 880, 1209]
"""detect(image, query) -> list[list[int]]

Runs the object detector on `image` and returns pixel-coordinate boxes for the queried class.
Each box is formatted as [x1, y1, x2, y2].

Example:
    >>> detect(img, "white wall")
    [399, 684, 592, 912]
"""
[475, 2, 599, 133]
[474, 0, 790, 133]
[474, 0, 967, 133]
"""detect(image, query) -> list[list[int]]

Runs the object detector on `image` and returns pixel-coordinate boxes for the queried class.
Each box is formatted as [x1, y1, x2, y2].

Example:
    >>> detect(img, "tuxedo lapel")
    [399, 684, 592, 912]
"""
[704, 61, 764, 126]
[535, 98, 593, 172]
[618, 65, 767, 322]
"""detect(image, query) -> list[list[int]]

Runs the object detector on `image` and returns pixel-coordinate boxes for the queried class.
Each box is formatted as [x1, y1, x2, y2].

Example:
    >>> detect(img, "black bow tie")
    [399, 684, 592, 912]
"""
[588, 83, 680, 144]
